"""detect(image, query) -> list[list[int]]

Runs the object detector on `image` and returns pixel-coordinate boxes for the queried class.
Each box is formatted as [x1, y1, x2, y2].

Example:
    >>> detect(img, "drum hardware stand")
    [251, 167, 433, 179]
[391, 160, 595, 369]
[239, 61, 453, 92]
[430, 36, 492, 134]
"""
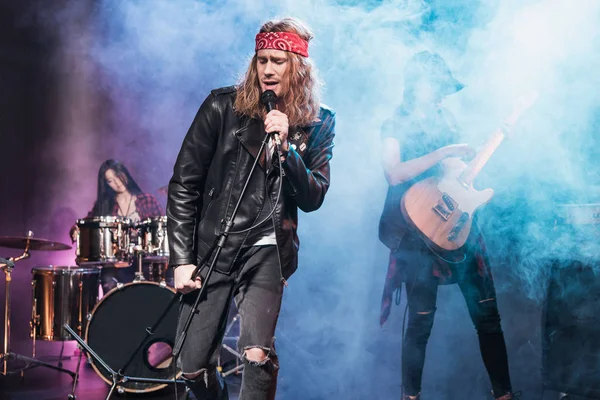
[31, 336, 72, 367]
[132, 245, 146, 282]
[63, 324, 186, 400]
[54, 341, 72, 366]
[218, 313, 243, 377]
[0, 232, 76, 380]
[67, 343, 85, 400]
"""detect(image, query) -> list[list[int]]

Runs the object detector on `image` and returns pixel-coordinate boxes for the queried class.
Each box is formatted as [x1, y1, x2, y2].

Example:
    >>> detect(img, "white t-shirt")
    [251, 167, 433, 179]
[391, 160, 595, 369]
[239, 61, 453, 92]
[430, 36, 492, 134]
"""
[251, 137, 277, 246]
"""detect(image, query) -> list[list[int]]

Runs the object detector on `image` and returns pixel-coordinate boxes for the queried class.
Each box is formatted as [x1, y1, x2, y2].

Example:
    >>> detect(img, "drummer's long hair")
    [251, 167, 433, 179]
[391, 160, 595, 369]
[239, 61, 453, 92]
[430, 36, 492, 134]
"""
[91, 160, 143, 216]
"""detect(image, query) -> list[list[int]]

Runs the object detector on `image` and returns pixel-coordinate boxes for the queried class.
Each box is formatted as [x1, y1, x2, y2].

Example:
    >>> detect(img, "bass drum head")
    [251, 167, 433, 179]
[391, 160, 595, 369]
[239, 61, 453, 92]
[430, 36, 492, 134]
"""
[85, 281, 180, 393]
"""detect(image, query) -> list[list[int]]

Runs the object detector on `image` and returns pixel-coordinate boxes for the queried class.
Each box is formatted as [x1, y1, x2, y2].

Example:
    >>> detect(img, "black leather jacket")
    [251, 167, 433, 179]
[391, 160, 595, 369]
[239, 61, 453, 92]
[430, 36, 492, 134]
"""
[167, 86, 335, 281]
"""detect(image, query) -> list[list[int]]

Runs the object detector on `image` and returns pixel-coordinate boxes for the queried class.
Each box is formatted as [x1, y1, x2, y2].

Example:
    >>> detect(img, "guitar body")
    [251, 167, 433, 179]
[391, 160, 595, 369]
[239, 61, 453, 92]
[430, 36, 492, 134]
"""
[398, 91, 538, 251]
[400, 158, 494, 251]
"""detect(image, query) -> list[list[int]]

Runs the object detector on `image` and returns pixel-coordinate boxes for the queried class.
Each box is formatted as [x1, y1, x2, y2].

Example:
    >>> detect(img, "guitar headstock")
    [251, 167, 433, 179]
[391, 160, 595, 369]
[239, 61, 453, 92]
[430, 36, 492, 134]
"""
[503, 90, 539, 136]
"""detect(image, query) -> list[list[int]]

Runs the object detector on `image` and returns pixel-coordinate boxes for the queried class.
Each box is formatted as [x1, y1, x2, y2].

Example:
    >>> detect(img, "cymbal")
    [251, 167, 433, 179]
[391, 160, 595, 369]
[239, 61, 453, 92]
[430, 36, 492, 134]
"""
[157, 185, 168, 195]
[0, 236, 72, 251]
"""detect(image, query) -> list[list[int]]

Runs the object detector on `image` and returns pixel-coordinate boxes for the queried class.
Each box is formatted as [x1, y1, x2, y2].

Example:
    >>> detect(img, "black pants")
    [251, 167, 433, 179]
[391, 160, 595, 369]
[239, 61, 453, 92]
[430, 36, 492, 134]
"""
[177, 245, 283, 400]
[399, 247, 512, 397]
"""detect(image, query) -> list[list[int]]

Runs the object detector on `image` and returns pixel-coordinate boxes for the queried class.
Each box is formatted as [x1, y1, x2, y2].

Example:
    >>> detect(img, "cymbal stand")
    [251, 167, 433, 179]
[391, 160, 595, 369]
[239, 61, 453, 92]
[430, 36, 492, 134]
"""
[0, 231, 76, 380]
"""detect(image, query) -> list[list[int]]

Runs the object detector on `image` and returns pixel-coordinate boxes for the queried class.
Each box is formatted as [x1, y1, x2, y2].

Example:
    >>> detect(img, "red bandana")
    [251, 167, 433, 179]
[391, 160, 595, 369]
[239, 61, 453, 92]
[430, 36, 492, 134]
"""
[255, 32, 309, 57]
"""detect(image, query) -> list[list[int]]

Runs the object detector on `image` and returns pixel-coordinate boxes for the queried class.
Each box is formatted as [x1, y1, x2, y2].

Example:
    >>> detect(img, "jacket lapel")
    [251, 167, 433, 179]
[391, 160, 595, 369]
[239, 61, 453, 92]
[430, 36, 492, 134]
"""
[235, 118, 267, 170]
[235, 116, 321, 166]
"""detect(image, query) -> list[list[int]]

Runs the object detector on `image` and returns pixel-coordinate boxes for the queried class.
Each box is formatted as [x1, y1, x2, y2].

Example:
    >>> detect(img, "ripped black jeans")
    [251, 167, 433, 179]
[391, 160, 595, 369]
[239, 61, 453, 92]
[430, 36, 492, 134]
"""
[400, 250, 513, 398]
[176, 245, 283, 400]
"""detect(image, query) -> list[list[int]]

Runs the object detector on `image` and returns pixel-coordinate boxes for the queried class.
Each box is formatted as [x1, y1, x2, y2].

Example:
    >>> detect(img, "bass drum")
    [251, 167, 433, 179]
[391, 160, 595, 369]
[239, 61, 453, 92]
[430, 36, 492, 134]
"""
[85, 281, 180, 393]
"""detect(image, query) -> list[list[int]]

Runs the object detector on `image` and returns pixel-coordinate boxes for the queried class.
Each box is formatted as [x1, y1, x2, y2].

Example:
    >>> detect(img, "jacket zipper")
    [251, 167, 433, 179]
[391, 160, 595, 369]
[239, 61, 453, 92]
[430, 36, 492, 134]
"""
[221, 145, 242, 232]
[267, 185, 287, 287]
[193, 186, 215, 260]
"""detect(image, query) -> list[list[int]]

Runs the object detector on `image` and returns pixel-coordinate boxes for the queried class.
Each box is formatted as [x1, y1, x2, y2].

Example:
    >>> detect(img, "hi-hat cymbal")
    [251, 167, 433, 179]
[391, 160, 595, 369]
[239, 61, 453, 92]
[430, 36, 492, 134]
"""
[0, 236, 72, 251]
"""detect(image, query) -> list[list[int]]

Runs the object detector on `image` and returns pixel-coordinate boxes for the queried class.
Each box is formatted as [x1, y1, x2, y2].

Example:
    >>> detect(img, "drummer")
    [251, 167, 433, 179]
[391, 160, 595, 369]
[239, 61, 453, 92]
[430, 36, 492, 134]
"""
[71, 159, 164, 293]
[87, 159, 163, 221]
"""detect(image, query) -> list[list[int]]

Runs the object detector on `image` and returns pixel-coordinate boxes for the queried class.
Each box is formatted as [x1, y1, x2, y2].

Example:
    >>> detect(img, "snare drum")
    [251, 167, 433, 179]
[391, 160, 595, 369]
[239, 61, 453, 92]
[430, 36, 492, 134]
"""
[76, 216, 132, 264]
[31, 265, 100, 341]
[137, 216, 169, 261]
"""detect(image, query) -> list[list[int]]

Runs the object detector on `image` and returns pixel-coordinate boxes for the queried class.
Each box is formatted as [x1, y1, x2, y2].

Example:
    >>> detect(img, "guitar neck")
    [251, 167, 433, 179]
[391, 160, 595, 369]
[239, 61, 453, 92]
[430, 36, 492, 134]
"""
[457, 90, 537, 186]
[460, 130, 505, 185]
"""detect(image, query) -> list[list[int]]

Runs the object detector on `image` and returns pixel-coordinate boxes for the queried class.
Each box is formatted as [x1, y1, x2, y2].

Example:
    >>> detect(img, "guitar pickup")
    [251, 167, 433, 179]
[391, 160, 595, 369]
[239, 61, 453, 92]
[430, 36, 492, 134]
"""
[442, 194, 455, 211]
[457, 212, 469, 224]
[433, 193, 456, 221]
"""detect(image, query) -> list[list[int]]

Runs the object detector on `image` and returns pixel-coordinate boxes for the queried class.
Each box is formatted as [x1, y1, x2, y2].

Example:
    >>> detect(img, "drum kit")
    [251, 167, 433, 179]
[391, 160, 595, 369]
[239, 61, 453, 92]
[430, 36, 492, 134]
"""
[0, 210, 243, 398]
[0, 215, 184, 399]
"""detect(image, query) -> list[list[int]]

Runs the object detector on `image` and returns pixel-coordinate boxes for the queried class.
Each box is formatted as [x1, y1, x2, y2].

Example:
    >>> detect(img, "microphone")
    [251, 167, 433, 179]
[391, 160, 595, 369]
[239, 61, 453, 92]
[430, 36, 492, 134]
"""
[260, 90, 281, 146]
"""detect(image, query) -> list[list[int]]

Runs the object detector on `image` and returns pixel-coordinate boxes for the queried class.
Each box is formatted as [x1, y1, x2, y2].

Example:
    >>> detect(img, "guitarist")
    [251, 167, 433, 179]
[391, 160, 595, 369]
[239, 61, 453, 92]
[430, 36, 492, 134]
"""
[378, 51, 518, 400]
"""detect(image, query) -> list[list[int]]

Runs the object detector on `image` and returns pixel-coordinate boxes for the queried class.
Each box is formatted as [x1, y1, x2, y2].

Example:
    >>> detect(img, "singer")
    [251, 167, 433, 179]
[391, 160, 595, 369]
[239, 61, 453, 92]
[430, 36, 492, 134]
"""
[166, 17, 335, 400]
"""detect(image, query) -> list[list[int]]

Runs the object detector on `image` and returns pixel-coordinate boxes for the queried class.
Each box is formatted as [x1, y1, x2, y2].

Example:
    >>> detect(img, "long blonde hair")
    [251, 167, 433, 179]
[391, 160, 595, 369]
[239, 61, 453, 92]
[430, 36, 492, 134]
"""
[234, 17, 321, 127]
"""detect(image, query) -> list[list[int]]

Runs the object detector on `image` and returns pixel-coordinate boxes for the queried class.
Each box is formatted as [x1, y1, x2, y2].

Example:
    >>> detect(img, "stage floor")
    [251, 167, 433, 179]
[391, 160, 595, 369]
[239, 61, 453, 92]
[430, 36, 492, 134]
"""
[0, 354, 241, 400]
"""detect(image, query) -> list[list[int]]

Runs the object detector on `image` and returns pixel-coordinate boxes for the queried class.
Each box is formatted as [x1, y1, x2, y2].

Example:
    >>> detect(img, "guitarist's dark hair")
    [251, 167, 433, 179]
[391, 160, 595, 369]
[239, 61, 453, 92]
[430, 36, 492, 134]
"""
[402, 51, 464, 101]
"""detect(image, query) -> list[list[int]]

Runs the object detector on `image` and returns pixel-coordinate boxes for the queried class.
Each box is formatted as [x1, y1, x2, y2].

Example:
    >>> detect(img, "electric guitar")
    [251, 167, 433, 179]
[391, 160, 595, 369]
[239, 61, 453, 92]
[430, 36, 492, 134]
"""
[400, 91, 538, 251]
